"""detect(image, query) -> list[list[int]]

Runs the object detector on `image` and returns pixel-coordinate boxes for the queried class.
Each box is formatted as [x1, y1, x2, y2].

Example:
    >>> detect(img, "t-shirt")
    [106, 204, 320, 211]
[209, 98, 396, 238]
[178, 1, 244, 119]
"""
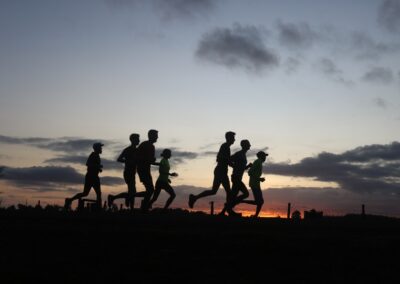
[231, 150, 247, 178]
[86, 152, 101, 176]
[136, 141, 155, 172]
[248, 159, 263, 187]
[119, 145, 137, 172]
[215, 142, 231, 173]
[157, 158, 170, 183]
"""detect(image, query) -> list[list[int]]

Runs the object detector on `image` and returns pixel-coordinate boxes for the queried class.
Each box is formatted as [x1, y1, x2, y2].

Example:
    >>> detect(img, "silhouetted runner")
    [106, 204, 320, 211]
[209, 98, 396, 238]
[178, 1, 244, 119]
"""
[149, 149, 178, 210]
[241, 151, 268, 217]
[136, 129, 159, 211]
[64, 142, 104, 210]
[225, 140, 252, 215]
[188, 131, 236, 215]
[107, 133, 140, 209]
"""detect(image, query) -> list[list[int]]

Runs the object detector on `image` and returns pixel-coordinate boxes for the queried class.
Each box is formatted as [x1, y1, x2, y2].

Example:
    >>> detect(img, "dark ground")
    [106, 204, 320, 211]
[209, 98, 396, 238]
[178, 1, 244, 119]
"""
[0, 208, 399, 283]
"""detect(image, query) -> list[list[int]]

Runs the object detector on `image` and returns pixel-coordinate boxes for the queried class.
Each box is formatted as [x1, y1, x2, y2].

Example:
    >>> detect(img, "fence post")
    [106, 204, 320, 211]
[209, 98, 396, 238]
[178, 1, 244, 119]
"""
[287, 202, 291, 219]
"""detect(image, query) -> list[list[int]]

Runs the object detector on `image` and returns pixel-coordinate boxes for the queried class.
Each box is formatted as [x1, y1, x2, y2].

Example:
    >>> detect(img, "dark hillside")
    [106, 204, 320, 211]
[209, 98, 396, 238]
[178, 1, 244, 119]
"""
[1, 209, 399, 283]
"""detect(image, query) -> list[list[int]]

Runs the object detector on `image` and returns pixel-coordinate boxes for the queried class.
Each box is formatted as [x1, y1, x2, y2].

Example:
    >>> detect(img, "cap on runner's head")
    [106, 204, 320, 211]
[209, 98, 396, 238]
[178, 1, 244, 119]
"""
[257, 151, 268, 158]
[93, 142, 104, 150]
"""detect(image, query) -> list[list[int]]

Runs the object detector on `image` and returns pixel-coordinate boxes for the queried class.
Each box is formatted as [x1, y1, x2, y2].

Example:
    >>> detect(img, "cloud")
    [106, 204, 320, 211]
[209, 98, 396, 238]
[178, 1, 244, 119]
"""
[229, 147, 269, 158]
[266, 142, 400, 195]
[0, 166, 84, 188]
[0, 165, 124, 191]
[362, 66, 394, 84]
[378, 0, 400, 34]
[106, 0, 215, 21]
[153, 0, 214, 21]
[0, 135, 52, 145]
[284, 57, 301, 74]
[350, 31, 400, 60]
[0, 135, 115, 154]
[155, 148, 198, 163]
[44, 155, 123, 171]
[196, 24, 279, 73]
[373, 97, 387, 109]
[315, 58, 354, 86]
[264, 187, 400, 216]
[276, 20, 319, 49]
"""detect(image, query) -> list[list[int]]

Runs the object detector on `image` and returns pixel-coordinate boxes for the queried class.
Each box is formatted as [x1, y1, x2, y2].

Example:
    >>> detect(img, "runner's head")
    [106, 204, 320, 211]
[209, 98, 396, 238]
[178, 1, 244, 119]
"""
[92, 142, 104, 154]
[240, 139, 251, 151]
[225, 131, 235, 145]
[161, 149, 171, 159]
[148, 129, 158, 143]
[256, 151, 268, 162]
[129, 133, 140, 146]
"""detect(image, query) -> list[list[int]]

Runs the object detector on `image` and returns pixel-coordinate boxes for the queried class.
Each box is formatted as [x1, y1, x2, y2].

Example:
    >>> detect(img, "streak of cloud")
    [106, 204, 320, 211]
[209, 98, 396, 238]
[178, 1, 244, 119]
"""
[378, 0, 400, 34]
[362, 66, 394, 84]
[373, 97, 387, 109]
[276, 20, 319, 50]
[266, 142, 400, 195]
[315, 58, 354, 86]
[0, 165, 124, 191]
[106, 0, 216, 21]
[44, 155, 122, 171]
[350, 31, 400, 60]
[154, 0, 215, 21]
[196, 24, 279, 73]
[0, 135, 116, 154]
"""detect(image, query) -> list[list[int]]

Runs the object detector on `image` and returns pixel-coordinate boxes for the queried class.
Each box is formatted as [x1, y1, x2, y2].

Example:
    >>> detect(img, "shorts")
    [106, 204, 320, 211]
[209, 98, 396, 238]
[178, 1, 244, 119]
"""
[137, 167, 153, 185]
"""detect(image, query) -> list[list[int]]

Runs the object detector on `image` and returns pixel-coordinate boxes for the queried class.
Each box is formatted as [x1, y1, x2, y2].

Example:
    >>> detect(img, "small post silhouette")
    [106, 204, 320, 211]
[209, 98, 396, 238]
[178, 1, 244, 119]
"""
[210, 201, 214, 215]
[287, 203, 291, 219]
[362, 204, 365, 216]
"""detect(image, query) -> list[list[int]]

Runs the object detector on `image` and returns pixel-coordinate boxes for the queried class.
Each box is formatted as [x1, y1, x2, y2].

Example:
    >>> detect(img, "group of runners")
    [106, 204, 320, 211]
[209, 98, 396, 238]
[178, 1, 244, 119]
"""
[64, 130, 268, 217]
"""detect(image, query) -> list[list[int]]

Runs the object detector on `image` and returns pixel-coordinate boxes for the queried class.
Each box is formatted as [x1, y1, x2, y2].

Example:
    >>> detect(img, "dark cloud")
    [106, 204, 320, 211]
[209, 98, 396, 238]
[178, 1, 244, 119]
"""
[0, 165, 124, 191]
[0, 135, 114, 154]
[43, 139, 104, 153]
[196, 24, 279, 73]
[229, 147, 269, 158]
[266, 142, 400, 195]
[316, 58, 353, 86]
[101, 176, 125, 186]
[378, 0, 400, 34]
[201, 151, 218, 157]
[362, 66, 394, 84]
[44, 155, 122, 171]
[350, 31, 400, 60]
[155, 148, 198, 163]
[264, 187, 400, 217]
[44, 148, 198, 170]
[0, 166, 84, 188]
[276, 21, 319, 49]
[0, 135, 52, 145]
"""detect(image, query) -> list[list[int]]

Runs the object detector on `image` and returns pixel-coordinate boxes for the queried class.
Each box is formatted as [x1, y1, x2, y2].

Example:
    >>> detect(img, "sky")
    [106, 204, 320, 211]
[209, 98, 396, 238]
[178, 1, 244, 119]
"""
[1, 0, 400, 217]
